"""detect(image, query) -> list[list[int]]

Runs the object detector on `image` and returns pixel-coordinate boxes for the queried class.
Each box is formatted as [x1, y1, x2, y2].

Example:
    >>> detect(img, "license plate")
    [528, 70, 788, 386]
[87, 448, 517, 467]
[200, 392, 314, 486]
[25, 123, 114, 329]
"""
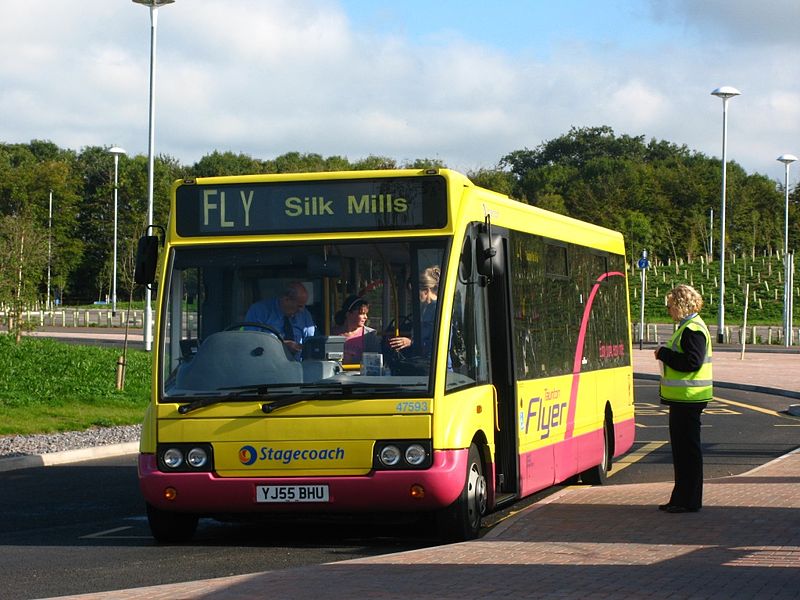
[256, 485, 330, 503]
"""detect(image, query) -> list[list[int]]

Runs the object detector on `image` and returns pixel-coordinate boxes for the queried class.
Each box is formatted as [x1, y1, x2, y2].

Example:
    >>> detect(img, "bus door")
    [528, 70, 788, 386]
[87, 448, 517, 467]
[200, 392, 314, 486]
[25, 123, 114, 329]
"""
[481, 230, 518, 499]
[451, 224, 518, 500]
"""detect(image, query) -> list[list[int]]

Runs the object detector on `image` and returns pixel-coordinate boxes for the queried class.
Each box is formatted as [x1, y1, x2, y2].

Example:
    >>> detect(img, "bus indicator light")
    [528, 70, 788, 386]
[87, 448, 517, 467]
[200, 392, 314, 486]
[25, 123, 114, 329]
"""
[164, 487, 177, 501]
[410, 484, 425, 499]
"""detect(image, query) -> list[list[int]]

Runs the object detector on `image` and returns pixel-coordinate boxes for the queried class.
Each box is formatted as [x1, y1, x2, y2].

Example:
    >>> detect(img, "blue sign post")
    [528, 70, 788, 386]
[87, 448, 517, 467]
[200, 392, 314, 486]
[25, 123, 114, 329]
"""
[638, 251, 648, 349]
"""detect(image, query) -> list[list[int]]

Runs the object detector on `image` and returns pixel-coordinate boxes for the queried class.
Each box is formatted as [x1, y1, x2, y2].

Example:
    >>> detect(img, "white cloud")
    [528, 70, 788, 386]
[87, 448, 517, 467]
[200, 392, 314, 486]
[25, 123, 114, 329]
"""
[0, 0, 798, 185]
[648, 0, 800, 45]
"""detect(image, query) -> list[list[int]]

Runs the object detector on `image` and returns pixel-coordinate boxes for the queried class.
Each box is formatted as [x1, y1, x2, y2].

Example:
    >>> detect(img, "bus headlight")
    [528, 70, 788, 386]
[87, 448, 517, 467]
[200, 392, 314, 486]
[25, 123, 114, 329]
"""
[157, 443, 214, 472]
[379, 445, 402, 467]
[163, 448, 184, 469]
[373, 440, 432, 470]
[405, 444, 428, 466]
[187, 447, 208, 468]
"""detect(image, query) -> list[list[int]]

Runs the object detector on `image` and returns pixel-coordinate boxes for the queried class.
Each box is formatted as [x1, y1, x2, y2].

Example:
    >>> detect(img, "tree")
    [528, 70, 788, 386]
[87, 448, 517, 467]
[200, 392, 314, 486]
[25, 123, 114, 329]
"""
[0, 212, 48, 341]
[403, 157, 446, 170]
[466, 168, 516, 197]
[352, 155, 398, 170]
[0, 133, 792, 310]
[191, 151, 267, 177]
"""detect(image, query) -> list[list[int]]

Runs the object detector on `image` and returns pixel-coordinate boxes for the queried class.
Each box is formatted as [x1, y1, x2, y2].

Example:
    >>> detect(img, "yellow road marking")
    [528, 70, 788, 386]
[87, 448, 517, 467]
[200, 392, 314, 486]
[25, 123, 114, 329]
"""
[610, 441, 667, 477]
[713, 397, 793, 419]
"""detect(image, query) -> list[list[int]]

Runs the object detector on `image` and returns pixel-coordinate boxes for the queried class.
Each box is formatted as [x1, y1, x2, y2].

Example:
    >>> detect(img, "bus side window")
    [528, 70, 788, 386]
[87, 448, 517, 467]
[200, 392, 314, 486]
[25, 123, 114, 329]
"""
[447, 235, 489, 388]
[449, 291, 467, 370]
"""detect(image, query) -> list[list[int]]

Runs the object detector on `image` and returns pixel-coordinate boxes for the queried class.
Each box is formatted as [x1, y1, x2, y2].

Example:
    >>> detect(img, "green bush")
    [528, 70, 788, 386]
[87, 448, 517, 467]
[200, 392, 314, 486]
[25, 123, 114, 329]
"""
[0, 335, 150, 434]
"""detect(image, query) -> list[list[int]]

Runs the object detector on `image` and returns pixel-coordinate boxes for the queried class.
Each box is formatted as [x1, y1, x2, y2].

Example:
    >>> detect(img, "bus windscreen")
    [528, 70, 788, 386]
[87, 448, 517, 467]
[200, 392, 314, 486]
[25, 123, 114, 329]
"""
[175, 175, 448, 236]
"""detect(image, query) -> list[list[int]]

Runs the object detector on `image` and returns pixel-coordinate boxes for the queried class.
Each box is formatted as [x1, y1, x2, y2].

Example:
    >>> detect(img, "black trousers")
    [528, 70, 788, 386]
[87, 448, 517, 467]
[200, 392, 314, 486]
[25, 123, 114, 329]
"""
[667, 402, 706, 510]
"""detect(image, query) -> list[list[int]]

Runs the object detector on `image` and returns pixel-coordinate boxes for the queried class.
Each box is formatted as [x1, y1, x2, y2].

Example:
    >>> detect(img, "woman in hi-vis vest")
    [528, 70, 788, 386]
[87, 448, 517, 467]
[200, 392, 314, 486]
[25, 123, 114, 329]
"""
[654, 284, 713, 513]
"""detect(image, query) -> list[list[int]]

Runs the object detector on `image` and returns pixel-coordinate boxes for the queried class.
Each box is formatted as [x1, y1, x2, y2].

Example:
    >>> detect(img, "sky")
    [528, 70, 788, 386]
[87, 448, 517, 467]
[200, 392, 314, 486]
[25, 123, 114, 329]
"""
[1, 0, 799, 185]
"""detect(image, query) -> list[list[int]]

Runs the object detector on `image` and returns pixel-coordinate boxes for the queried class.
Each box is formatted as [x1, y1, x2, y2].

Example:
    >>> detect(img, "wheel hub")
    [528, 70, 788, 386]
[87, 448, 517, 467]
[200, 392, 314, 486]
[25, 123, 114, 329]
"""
[466, 463, 487, 526]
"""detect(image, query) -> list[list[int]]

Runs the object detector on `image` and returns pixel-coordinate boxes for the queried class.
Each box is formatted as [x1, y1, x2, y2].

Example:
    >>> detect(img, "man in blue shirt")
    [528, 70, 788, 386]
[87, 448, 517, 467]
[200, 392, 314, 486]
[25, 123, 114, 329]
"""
[245, 281, 316, 359]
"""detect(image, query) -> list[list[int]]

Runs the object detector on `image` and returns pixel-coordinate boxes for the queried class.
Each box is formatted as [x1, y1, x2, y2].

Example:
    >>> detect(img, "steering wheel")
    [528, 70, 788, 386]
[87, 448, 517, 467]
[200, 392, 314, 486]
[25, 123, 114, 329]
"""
[224, 322, 284, 340]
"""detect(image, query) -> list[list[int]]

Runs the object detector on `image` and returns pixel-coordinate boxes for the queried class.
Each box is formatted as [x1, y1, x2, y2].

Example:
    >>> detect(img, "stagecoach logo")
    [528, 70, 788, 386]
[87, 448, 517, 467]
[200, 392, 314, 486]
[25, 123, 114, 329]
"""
[238, 444, 346, 466]
[239, 445, 258, 466]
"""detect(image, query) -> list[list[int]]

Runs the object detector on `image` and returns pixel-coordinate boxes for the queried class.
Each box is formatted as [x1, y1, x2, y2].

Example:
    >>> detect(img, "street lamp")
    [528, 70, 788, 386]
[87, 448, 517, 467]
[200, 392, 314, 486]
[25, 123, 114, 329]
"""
[47, 189, 53, 311]
[109, 147, 126, 317]
[711, 86, 741, 344]
[777, 153, 797, 347]
[133, 0, 174, 351]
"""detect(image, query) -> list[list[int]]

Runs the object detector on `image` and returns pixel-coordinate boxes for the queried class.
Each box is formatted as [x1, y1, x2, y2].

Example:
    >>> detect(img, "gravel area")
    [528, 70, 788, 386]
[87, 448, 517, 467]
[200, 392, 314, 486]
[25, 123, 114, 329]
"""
[0, 425, 141, 459]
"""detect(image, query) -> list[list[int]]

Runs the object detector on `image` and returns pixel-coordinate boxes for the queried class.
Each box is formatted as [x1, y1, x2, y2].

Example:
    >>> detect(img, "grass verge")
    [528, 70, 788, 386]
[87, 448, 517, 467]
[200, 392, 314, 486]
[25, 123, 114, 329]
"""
[0, 335, 150, 435]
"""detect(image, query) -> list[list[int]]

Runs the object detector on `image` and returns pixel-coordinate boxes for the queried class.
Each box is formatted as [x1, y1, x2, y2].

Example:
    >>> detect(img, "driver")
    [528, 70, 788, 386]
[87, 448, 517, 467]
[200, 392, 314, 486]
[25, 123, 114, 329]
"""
[244, 281, 316, 358]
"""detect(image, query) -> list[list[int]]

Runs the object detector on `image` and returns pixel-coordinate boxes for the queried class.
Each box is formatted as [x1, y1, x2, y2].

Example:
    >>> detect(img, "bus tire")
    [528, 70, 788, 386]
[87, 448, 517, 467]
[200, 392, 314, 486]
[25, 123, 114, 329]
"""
[436, 444, 487, 542]
[146, 503, 199, 543]
[580, 418, 612, 486]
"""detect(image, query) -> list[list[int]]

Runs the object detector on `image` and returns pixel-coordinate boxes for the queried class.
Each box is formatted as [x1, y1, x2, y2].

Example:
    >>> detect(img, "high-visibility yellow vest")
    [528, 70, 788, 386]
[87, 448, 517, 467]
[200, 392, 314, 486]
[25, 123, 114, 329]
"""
[660, 314, 713, 402]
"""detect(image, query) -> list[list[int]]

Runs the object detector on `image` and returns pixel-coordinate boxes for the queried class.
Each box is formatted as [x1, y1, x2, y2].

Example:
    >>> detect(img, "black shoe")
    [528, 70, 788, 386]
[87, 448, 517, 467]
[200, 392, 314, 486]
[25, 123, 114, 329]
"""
[658, 503, 674, 511]
[665, 505, 699, 513]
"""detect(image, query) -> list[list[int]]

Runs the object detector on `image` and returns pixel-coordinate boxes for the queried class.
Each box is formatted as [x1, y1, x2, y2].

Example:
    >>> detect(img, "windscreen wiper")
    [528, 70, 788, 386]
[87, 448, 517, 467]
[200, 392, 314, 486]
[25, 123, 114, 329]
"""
[175, 382, 422, 415]
[262, 383, 426, 413]
[176, 395, 232, 414]
[176, 383, 337, 415]
[175, 384, 282, 414]
[261, 384, 352, 414]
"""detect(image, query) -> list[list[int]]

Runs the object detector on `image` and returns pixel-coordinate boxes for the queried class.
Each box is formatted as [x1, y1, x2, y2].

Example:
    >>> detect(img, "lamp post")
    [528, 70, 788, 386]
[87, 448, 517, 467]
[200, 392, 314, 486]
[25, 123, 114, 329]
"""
[711, 86, 741, 344]
[777, 154, 797, 347]
[47, 190, 53, 311]
[109, 147, 126, 317]
[133, 0, 174, 351]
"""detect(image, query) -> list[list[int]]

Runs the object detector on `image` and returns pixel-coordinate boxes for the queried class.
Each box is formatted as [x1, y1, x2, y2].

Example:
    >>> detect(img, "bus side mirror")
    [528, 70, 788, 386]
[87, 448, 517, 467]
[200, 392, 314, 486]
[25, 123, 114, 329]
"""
[134, 235, 160, 285]
[458, 235, 473, 282]
[476, 232, 503, 279]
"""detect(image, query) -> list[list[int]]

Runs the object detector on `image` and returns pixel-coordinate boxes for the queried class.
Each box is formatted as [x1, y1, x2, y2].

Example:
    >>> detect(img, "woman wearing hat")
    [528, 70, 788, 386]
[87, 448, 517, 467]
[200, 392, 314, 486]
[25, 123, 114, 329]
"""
[333, 295, 376, 365]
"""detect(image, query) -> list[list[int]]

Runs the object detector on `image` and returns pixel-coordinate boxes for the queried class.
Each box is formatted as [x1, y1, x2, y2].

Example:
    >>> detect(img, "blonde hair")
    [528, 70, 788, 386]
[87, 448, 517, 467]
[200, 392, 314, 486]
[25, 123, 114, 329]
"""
[419, 266, 441, 291]
[666, 284, 704, 319]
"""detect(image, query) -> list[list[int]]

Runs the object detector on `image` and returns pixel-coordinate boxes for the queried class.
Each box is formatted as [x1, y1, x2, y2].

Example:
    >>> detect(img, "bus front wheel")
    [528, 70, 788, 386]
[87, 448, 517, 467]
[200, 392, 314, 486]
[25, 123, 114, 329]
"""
[146, 503, 199, 543]
[436, 444, 487, 542]
[580, 418, 612, 486]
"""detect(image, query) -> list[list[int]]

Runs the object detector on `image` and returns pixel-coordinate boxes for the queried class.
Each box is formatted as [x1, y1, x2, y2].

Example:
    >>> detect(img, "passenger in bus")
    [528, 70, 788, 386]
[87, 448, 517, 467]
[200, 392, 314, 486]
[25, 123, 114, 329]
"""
[388, 265, 440, 356]
[654, 284, 713, 514]
[245, 281, 316, 359]
[332, 294, 378, 364]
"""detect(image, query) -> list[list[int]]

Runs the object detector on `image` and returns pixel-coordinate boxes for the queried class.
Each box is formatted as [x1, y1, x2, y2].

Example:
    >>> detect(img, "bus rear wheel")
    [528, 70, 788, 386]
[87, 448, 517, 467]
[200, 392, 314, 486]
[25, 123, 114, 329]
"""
[146, 503, 199, 543]
[436, 444, 487, 542]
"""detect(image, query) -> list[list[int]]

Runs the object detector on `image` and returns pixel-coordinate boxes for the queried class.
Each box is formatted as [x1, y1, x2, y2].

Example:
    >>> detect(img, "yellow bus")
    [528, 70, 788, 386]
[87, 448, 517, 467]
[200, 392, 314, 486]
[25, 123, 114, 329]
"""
[135, 168, 635, 542]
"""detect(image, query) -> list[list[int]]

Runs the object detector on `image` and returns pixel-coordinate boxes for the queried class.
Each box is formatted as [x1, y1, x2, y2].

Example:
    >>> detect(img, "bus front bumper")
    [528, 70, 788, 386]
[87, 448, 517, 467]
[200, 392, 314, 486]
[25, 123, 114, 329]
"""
[139, 449, 468, 514]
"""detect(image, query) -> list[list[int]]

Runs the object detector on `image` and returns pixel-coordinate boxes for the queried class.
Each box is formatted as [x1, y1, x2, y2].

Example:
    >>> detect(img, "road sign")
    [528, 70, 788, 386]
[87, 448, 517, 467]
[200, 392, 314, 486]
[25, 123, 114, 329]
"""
[638, 257, 649, 269]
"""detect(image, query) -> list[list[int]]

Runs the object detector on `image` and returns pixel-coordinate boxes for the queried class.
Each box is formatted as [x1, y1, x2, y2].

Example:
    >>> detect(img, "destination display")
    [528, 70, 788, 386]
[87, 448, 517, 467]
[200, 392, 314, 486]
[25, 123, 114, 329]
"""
[175, 175, 449, 236]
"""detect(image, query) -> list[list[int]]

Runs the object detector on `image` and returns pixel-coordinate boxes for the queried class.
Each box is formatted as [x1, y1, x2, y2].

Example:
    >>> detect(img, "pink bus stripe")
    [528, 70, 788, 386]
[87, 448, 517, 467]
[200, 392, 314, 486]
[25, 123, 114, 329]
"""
[565, 271, 625, 439]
